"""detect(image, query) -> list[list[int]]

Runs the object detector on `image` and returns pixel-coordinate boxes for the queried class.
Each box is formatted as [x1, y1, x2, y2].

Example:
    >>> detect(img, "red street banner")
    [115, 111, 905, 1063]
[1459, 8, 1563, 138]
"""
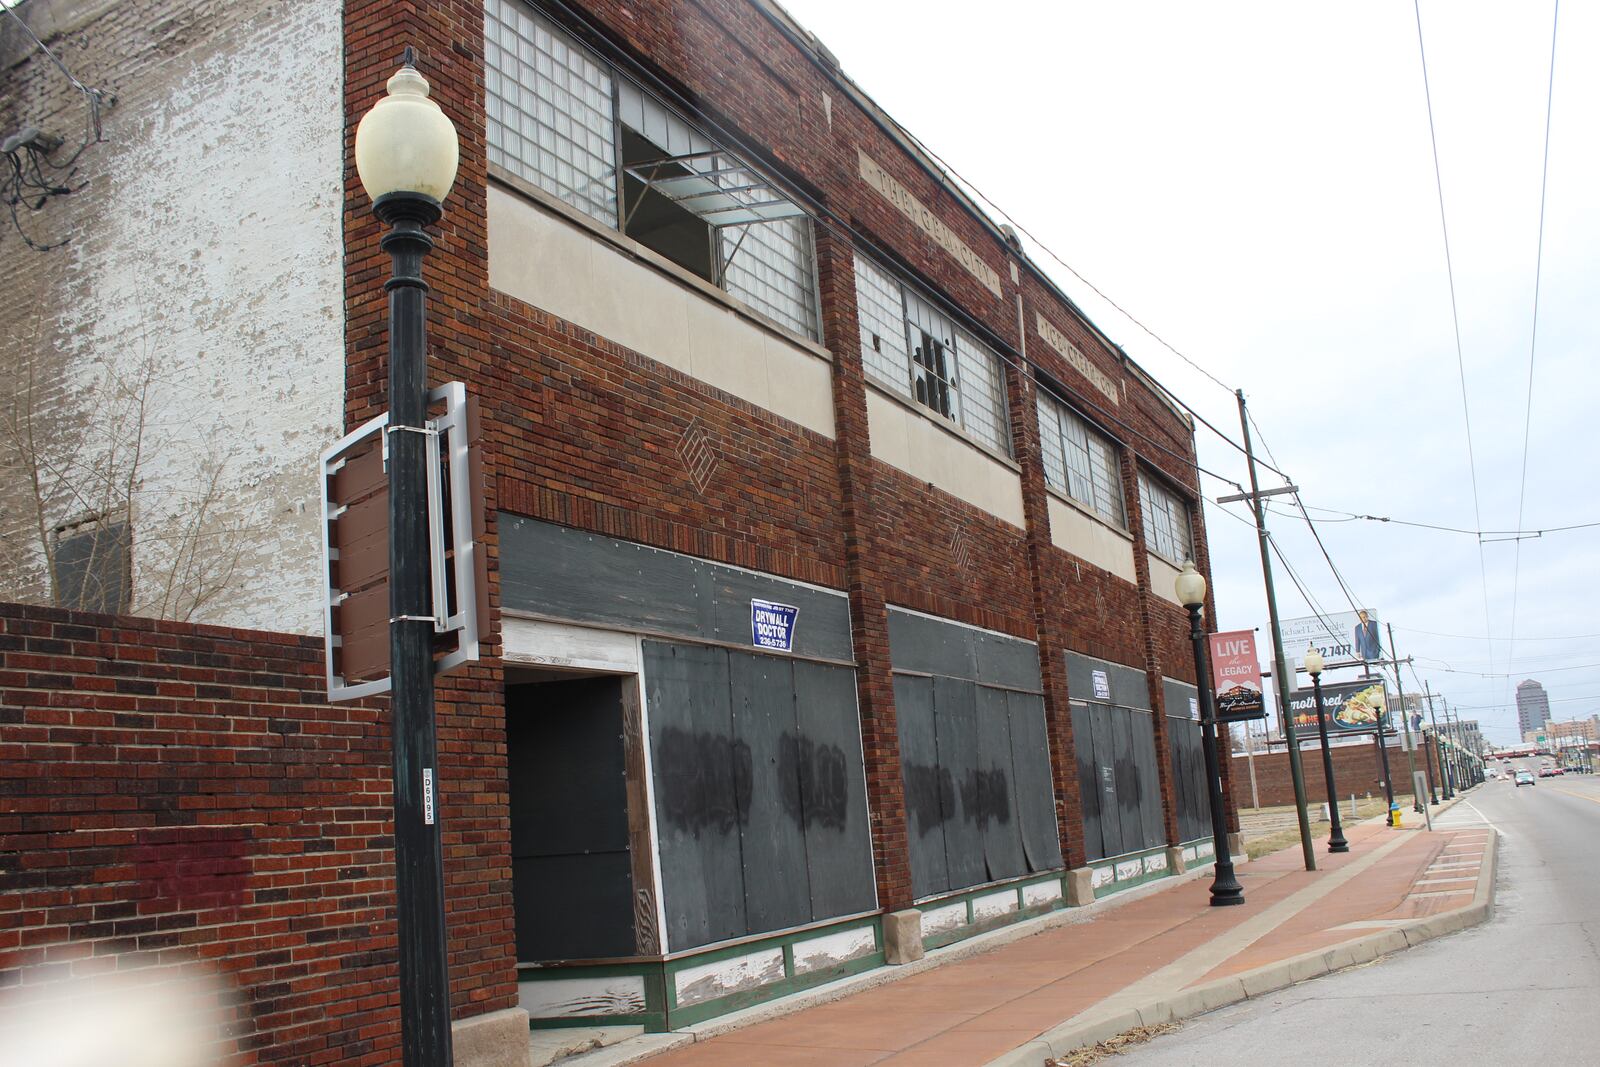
[1208, 629, 1266, 721]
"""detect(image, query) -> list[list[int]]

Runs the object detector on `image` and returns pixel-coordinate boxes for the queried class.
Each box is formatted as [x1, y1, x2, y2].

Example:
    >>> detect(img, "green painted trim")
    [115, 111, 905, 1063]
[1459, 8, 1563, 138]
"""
[526, 1013, 658, 1030]
[919, 872, 1070, 950]
[665, 950, 884, 1028]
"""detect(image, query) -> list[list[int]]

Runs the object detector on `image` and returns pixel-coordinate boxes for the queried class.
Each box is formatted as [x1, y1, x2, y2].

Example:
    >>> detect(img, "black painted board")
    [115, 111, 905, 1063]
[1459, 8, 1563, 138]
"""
[1131, 711, 1164, 851]
[888, 609, 977, 682]
[507, 678, 635, 961]
[1008, 691, 1063, 871]
[1163, 678, 1200, 725]
[512, 853, 636, 961]
[643, 640, 746, 950]
[1064, 652, 1151, 711]
[728, 651, 811, 934]
[1073, 704, 1105, 861]
[793, 659, 877, 919]
[895, 673, 949, 898]
[1190, 727, 1210, 839]
[1111, 709, 1147, 853]
[933, 676, 986, 891]
[507, 679, 629, 857]
[971, 630, 1044, 693]
[887, 609, 1041, 693]
[1092, 705, 1125, 858]
[500, 517, 852, 661]
[1165, 719, 1192, 842]
[975, 685, 1027, 881]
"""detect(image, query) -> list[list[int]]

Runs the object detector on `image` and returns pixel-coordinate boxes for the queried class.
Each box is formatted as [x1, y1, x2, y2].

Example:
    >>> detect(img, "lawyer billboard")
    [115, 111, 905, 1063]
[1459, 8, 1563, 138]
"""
[1281, 609, 1383, 669]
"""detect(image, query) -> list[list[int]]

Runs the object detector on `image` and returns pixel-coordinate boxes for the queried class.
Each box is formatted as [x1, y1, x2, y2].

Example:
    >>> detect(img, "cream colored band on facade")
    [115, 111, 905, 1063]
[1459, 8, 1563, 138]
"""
[857, 149, 1003, 298]
[1035, 312, 1121, 407]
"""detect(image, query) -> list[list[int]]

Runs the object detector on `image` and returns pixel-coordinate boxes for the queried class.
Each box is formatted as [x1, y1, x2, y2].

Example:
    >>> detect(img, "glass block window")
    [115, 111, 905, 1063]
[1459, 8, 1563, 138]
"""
[485, 0, 618, 225]
[1138, 471, 1193, 563]
[721, 216, 818, 340]
[1037, 393, 1125, 526]
[954, 325, 1008, 454]
[854, 253, 911, 395]
[486, 0, 819, 340]
[853, 255, 1011, 454]
[904, 290, 960, 423]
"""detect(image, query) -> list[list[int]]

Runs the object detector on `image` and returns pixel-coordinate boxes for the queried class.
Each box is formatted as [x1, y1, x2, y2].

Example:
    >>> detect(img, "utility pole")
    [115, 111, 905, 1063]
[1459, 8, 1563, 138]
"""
[1386, 624, 1422, 813]
[1425, 681, 1450, 800]
[1234, 390, 1315, 871]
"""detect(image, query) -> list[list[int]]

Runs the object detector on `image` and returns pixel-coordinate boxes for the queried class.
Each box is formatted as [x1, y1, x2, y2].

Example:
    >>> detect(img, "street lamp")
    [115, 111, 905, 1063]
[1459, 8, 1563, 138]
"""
[1176, 560, 1245, 907]
[1303, 648, 1349, 853]
[354, 49, 460, 1067]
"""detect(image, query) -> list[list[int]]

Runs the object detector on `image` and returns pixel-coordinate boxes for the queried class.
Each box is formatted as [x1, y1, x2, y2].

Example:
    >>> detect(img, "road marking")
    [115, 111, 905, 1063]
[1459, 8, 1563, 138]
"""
[1552, 788, 1600, 806]
[1408, 889, 1474, 899]
[1459, 800, 1507, 838]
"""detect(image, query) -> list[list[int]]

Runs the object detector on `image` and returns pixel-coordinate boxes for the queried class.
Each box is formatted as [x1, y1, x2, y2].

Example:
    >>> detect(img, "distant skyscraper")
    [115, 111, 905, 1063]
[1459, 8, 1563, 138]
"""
[1516, 680, 1551, 736]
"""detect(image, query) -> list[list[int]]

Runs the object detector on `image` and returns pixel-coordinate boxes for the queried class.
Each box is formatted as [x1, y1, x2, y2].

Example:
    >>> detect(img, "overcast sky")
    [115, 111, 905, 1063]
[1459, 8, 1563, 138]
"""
[775, 0, 1598, 745]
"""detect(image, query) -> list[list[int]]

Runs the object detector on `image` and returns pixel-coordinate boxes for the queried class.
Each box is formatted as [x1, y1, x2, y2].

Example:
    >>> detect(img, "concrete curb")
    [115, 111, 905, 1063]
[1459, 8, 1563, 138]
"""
[993, 828, 1499, 1067]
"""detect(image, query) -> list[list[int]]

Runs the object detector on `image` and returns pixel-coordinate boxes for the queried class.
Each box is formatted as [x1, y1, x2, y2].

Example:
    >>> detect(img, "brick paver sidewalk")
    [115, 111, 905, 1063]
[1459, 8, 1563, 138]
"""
[635, 819, 1490, 1066]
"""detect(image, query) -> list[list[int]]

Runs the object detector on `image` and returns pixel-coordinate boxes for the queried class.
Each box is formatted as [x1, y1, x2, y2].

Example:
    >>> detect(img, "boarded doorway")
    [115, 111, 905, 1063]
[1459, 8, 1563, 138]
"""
[507, 675, 649, 961]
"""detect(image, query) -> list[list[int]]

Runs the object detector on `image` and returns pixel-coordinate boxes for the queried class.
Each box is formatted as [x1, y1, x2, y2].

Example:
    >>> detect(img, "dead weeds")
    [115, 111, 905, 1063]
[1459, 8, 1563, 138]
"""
[1045, 1022, 1183, 1066]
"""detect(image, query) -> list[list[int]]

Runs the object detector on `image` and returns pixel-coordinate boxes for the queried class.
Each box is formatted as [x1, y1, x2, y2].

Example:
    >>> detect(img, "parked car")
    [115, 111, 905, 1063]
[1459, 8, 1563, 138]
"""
[1515, 771, 1535, 787]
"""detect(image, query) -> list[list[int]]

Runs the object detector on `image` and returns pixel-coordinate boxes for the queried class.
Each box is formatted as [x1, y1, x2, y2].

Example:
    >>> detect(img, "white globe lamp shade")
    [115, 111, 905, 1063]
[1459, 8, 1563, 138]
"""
[1174, 559, 1207, 608]
[1304, 647, 1325, 676]
[355, 59, 459, 205]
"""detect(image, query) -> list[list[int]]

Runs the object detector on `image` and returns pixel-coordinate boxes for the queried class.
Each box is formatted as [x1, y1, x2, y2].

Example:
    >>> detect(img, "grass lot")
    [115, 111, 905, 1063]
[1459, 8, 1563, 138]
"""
[1241, 795, 1417, 860]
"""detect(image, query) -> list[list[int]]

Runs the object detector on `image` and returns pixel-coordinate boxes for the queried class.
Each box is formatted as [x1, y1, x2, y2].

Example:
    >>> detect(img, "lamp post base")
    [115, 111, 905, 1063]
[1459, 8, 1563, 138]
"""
[1209, 863, 1246, 907]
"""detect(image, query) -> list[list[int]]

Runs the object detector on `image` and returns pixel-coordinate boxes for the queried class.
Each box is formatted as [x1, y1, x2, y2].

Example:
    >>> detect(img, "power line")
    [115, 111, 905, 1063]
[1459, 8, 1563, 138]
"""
[1397, 625, 1600, 643]
[1280, 503, 1600, 539]
[1412, 0, 1497, 685]
[875, 116, 1310, 486]
[1504, 0, 1562, 715]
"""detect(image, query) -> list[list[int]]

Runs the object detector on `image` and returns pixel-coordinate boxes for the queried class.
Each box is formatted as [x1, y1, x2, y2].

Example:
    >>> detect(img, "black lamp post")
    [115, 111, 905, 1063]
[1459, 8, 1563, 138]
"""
[355, 51, 460, 1067]
[1303, 648, 1349, 853]
[1176, 560, 1245, 907]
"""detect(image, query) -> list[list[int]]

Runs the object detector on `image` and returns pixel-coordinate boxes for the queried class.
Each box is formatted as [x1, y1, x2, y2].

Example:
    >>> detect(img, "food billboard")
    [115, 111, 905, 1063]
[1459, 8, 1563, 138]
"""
[1287, 678, 1390, 734]
[1208, 629, 1265, 721]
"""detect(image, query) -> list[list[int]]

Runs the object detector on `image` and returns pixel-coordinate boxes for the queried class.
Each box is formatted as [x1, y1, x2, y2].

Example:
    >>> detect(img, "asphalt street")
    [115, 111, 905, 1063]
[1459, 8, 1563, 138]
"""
[1110, 772, 1600, 1065]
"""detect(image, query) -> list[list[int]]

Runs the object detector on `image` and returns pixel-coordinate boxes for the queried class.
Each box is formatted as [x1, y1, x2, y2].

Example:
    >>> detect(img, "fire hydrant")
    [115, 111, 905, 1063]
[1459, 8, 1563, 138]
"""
[1389, 803, 1402, 828]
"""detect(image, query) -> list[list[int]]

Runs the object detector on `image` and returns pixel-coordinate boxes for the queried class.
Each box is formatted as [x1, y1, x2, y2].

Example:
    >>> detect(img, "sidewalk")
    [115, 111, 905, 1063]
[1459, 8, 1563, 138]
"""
[572, 802, 1495, 1067]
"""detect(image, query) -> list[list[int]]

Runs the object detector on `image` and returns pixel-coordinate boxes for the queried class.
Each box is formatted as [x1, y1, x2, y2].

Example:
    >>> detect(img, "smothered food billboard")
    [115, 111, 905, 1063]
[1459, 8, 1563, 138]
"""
[1288, 679, 1390, 735]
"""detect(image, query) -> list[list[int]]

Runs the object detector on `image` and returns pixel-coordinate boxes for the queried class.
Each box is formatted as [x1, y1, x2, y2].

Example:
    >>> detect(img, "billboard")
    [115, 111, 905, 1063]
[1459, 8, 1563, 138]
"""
[1287, 679, 1390, 735]
[1280, 609, 1383, 669]
[1208, 629, 1265, 722]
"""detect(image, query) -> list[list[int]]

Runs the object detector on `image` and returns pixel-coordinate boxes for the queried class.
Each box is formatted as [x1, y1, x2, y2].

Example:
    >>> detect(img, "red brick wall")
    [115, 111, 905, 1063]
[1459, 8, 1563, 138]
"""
[1231, 741, 1416, 809]
[0, 603, 402, 1064]
[339, 0, 1215, 913]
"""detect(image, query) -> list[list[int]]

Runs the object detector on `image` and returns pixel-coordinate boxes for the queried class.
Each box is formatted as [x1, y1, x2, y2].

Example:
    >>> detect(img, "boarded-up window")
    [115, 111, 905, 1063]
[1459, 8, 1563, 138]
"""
[644, 640, 875, 952]
[54, 519, 131, 614]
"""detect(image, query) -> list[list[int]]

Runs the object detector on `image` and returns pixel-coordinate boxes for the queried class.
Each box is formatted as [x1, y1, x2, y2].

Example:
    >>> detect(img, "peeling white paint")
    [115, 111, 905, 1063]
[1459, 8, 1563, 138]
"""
[921, 902, 967, 937]
[971, 889, 1018, 923]
[1021, 880, 1063, 908]
[1, 1, 344, 633]
[791, 926, 875, 976]
[673, 948, 784, 1007]
[519, 975, 647, 1018]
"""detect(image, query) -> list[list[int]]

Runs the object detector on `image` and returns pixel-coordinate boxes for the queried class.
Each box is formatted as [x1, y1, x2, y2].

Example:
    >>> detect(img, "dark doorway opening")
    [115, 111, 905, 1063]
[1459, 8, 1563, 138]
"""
[507, 675, 639, 961]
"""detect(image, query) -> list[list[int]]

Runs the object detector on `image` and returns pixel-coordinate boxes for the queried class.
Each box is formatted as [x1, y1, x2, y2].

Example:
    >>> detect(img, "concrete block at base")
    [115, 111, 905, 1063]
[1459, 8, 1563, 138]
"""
[883, 908, 924, 965]
[1164, 846, 1186, 874]
[1227, 832, 1246, 860]
[452, 1006, 534, 1067]
[1066, 867, 1094, 906]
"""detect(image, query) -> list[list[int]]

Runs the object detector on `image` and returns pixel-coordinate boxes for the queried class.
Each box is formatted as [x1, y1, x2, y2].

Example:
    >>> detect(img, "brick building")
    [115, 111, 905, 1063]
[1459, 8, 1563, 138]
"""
[3, 0, 1230, 1061]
